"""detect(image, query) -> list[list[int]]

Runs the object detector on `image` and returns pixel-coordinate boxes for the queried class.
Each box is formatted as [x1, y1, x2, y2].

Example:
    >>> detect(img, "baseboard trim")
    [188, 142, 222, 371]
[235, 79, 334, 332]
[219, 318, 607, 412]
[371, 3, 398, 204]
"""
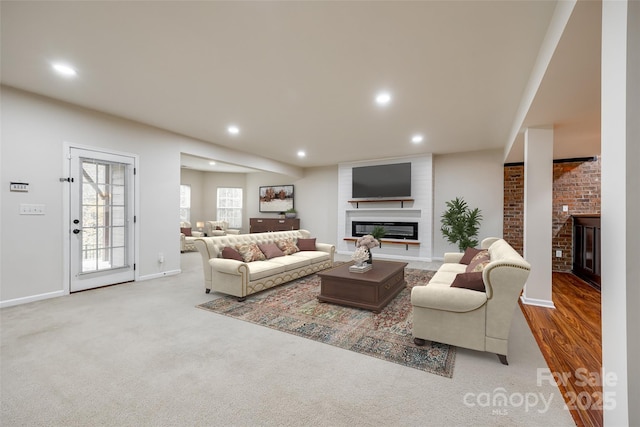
[0, 289, 66, 308]
[137, 269, 181, 281]
[520, 295, 556, 309]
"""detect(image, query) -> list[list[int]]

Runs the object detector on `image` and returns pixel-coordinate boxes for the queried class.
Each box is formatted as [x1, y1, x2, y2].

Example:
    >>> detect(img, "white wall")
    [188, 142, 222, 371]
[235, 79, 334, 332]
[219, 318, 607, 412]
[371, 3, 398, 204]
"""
[243, 167, 338, 245]
[432, 149, 504, 258]
[0, 86, 297, 306]
[180, 168, 205, 225]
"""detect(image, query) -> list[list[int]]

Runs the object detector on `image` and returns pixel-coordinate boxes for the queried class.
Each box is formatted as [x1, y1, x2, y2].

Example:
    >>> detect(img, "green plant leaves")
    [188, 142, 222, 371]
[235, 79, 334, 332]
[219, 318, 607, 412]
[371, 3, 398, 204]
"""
[440, 197, 483, 252]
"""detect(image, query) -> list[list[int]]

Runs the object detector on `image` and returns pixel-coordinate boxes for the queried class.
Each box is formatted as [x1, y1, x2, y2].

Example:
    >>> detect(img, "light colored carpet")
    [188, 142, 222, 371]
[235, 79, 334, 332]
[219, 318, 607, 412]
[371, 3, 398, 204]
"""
[0, 252, 575, 426]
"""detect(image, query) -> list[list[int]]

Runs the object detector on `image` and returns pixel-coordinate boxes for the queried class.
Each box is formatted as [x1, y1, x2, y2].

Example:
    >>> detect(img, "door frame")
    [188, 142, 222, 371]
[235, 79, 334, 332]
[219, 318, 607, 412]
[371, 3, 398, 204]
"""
[62, 142, 140, 294]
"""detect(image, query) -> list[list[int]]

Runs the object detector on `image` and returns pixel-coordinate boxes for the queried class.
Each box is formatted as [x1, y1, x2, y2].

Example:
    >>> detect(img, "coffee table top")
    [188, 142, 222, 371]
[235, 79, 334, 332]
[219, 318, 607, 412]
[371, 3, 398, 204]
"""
[318, 260, 408, 283]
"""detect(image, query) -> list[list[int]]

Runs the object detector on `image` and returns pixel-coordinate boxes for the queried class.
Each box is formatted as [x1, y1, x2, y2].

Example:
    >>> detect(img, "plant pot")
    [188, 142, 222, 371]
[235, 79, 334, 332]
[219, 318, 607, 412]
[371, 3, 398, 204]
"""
[285, 213, 297, 219]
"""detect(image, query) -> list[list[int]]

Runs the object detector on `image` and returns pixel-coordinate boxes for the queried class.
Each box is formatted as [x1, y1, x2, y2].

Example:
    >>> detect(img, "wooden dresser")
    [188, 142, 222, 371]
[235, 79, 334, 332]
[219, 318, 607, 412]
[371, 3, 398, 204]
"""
[249, 218, 300, 233]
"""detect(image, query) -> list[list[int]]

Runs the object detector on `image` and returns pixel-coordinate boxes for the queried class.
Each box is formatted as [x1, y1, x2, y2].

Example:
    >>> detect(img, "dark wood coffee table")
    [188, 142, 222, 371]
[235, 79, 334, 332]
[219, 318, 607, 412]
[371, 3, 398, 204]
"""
[317, 260, 408, 313]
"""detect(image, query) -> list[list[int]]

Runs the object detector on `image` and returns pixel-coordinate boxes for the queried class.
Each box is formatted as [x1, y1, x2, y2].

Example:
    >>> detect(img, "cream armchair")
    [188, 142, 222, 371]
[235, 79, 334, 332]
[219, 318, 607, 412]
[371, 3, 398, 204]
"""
[180, 221, 204, 252]
[411, 238, 531, 365]
[204, 220, 240, 236]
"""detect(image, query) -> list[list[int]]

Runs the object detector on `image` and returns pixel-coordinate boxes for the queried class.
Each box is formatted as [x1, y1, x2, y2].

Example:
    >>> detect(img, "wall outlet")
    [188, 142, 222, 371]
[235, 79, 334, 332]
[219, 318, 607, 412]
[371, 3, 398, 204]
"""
[562, 205, 569, 212]
[158, 253, 165, 263]
[555, 250, 562, 258]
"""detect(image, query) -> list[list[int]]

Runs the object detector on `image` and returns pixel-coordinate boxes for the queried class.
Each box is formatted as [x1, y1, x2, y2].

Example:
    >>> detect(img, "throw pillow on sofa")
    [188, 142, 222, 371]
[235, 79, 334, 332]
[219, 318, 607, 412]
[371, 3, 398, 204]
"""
[275, 239, 299, 255]
[235, 243, 267, 263]
[466, 250, 490, 272]
[297, 238, 316, 251]
[451, 271, 485, 292]
[258, 243, 285, 259]
[222, 247, 243, 261]
[180, 227, 192, 237]
[460, 247, 483, 265]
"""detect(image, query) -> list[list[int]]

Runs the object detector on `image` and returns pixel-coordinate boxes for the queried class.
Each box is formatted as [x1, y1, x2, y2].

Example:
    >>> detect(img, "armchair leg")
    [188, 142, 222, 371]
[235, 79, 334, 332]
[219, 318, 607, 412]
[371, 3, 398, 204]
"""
[205, 289, 211, 294]
[413, 337, 426, 346]
[237, 296, 246, 302]
[497, 354, 508, 365]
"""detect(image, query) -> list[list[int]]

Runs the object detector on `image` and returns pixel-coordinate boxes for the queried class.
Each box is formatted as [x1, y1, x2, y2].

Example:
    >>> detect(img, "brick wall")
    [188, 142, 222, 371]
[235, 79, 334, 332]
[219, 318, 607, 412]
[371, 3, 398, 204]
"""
[503, 156, 601, 271]
[504, 165, 524, 255]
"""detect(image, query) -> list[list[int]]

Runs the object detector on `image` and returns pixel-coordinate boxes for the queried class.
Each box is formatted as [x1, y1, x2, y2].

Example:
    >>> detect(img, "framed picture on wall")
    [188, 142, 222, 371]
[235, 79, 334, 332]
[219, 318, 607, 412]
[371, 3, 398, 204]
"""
[259, 185, 294, 213]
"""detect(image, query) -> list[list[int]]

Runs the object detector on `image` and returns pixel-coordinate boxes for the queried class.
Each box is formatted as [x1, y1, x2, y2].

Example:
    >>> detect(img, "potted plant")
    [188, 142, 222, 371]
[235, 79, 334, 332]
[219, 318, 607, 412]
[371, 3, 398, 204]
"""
[285, 208, 297, 219]
[440, 197, 483, 251]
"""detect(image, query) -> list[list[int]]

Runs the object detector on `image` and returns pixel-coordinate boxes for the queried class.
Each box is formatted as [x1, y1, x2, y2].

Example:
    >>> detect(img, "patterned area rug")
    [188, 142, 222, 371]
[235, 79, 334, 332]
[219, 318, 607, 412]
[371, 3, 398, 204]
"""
[196, 268, 456, 378]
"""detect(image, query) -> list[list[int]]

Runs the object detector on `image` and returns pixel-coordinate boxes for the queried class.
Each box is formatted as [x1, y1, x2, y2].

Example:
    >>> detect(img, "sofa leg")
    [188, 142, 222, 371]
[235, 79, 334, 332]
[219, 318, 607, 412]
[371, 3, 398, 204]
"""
[205, 289, 210, 294]
[237, 296, 246, 302]
[497, 354, 508, 365]
[413, 337, 426, 346]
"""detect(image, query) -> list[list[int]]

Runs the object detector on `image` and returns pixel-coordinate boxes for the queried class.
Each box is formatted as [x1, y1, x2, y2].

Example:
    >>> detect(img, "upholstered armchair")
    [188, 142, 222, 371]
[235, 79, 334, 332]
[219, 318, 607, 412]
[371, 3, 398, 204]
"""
[204, 220, 240, 236]
[180, 221, 204, 252]
[411, 238, 531, 364]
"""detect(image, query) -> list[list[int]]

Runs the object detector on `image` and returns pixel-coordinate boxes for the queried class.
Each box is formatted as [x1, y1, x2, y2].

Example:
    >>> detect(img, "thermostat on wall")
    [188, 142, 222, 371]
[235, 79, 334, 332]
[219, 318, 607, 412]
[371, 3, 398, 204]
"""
[10, 182, 29, 192]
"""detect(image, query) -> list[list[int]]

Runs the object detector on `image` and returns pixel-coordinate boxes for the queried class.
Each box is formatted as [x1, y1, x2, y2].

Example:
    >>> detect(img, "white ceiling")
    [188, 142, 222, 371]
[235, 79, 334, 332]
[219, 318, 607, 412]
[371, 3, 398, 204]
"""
[1, 1, 601, 171]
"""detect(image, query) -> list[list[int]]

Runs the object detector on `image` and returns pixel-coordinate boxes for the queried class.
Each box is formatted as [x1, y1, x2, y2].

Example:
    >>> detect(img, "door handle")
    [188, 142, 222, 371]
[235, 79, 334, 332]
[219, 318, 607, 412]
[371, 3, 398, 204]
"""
[73, 229, 81, 234]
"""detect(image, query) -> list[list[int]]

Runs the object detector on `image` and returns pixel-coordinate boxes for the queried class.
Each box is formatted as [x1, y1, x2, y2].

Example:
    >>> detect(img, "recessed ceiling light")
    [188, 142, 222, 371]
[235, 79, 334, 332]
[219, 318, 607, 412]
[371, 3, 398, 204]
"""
[52, 62, 77, 77]
[375, 92, 391, 105]
[227, 125, 240, 135]
[297, 150, 306, 158]
[411, 134, 424, 144]
[209, 161, 216, 165]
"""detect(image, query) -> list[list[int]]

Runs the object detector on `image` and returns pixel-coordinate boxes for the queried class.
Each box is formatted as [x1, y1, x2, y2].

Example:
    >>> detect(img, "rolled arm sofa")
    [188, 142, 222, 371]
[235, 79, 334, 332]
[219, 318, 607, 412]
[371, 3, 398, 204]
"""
[194, 229, 335, 300]
[411, 237, 531, 365]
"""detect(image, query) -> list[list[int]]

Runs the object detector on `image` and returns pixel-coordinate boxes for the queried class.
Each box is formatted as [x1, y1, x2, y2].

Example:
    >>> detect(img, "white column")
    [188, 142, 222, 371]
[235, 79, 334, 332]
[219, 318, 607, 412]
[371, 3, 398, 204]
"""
[520, 127, 554, 308]
[601, 0, 637, 424]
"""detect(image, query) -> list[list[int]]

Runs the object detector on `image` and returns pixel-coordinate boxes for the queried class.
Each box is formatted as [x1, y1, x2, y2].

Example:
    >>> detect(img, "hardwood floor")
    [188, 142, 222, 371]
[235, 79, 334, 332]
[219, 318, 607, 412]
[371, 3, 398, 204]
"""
[519, 272, 602, 427]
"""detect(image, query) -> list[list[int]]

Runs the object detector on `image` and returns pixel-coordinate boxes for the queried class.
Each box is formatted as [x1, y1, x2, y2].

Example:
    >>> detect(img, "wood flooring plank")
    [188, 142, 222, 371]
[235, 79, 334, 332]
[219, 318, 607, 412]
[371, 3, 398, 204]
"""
[519, 272, 602, 427]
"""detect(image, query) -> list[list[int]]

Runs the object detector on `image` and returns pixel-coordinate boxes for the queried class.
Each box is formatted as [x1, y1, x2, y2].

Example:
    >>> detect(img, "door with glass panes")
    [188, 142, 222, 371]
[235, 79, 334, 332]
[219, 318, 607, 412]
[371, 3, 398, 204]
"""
[69, 148, 135, 292]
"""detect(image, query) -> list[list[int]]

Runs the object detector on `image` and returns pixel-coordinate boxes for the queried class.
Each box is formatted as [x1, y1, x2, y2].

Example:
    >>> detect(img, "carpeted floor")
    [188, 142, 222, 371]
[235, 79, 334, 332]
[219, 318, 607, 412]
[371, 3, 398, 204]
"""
[197, 268, 456, 378]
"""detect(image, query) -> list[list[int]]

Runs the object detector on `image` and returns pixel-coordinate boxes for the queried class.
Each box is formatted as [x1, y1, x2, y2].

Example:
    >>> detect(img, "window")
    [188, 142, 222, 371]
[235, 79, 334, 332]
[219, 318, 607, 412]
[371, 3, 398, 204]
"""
[217, 187, 243, 229]
[179, 184, 191, 223]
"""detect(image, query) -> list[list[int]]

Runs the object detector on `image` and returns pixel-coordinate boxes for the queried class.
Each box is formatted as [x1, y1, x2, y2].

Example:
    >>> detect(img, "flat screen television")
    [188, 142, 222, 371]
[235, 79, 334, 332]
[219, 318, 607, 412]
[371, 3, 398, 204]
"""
[352, 162, 411, 199]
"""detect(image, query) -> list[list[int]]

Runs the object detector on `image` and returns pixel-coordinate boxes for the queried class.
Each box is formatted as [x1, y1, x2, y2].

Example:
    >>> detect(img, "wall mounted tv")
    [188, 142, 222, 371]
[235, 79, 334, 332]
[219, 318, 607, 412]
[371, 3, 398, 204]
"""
[352, 162, 412, 199]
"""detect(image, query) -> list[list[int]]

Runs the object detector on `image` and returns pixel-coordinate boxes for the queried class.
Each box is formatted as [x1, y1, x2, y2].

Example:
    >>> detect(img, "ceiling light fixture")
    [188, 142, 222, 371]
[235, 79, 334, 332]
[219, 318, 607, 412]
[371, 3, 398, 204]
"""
[375, 92, 391, 106]
[209, 161, 216, 165]
[227, 125, 240, 135]
[52, 62, 77, 77]
[297, 151, 306, 158]
[411, 134, 424, 144]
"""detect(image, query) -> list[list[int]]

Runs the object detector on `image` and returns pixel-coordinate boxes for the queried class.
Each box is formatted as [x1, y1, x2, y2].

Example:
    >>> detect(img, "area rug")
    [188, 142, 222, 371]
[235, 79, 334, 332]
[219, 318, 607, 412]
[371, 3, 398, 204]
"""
[196, 268, 456, 378]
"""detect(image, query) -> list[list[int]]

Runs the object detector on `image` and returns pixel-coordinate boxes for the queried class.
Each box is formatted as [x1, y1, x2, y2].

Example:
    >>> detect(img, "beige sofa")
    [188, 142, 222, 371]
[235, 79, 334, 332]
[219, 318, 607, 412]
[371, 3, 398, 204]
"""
[411, 237, 531, 364]
[194, 229, 335, 300]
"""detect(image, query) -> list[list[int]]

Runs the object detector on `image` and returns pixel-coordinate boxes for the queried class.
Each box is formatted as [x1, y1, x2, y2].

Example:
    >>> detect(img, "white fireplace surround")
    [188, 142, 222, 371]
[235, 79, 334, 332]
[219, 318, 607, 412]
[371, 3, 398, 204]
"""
[337, 155, 433, 261]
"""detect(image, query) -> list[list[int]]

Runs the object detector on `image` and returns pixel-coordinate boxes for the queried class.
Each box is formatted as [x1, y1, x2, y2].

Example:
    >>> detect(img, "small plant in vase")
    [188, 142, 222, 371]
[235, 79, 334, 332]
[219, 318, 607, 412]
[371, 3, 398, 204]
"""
[285, 208, 297, 219]
[356, 234, 380, 264]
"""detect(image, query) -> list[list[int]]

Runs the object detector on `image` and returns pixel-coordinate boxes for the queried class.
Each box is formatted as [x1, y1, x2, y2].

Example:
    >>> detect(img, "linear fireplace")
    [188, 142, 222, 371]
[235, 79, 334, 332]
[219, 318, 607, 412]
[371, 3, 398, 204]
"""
[352, 221, 419, 240]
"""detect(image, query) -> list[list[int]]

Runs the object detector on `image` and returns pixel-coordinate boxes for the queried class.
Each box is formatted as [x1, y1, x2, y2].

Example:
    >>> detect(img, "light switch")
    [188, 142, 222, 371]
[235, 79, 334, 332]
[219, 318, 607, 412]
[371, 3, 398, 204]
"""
[555, 250, 562, 258]
[19, 204, 45, 215]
